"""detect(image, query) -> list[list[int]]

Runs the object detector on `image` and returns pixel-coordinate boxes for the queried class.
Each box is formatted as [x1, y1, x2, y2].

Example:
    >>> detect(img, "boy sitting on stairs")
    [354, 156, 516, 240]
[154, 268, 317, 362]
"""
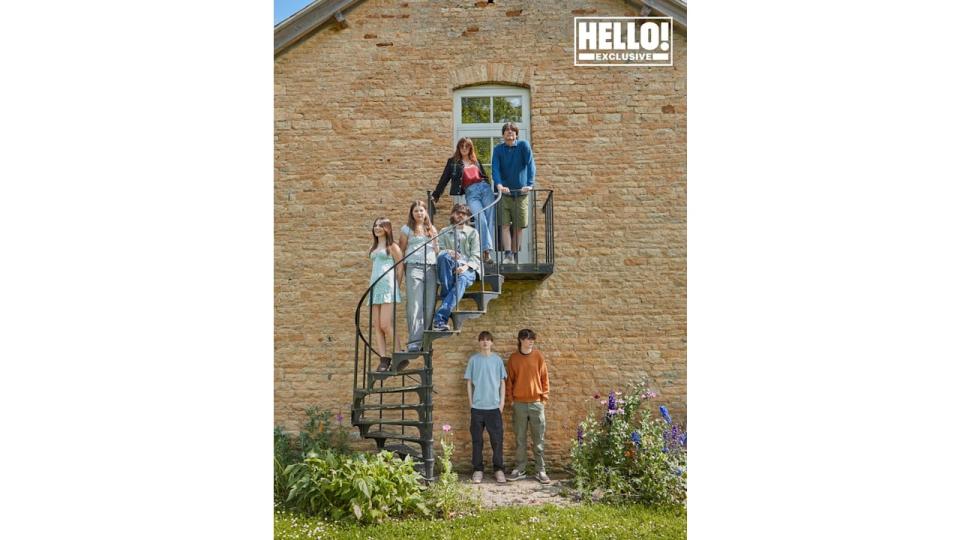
[432, 203, 481, 332]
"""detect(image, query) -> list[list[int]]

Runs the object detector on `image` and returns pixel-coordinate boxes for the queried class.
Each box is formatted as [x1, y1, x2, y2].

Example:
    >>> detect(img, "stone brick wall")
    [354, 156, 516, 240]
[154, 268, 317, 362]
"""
[275, 0, 686, 469]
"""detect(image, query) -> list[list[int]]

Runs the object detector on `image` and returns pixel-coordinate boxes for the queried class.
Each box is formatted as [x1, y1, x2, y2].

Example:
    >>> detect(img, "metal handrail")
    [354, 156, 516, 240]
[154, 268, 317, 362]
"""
[353, 190, 503, 391]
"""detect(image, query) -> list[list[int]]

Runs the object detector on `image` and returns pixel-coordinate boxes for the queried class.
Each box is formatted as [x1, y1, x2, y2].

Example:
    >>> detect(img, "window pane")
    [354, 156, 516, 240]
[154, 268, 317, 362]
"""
[473, 137, 492, 166]
[493, 96, 522, 123]
[461, 97, 490, 123]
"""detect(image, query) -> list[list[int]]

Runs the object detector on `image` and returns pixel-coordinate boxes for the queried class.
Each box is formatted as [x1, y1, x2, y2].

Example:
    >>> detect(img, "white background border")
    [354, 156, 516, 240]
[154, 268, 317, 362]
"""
[2, 1, 959, 538]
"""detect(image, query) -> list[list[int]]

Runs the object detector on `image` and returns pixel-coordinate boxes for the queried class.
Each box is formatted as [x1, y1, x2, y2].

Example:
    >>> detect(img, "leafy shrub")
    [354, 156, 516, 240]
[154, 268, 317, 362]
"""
[424, 424, 481, 518]
[570, 383, 687, 507]
[275, 407, 352, 504]
[284, 450, 430, 523]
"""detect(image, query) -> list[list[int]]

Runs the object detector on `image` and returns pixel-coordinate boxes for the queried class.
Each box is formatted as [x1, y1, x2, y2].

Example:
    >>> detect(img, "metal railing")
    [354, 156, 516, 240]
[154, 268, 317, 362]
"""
[429, 188, 554, 271]
[353, 189, 504, 392]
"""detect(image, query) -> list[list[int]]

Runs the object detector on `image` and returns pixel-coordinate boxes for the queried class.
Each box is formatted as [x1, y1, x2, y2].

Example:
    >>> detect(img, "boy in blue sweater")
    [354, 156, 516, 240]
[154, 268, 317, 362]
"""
[464, 330, 507, 483]
[492, 122, 536, 264]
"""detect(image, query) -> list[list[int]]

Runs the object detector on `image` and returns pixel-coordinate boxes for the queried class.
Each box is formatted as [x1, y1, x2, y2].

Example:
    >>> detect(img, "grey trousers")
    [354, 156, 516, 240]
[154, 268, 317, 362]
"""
[405, 264, 436, 349]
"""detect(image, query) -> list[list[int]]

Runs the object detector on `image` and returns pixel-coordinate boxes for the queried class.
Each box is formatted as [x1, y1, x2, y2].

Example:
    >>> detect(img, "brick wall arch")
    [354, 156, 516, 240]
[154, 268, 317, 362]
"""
[450, 64, 536, 91]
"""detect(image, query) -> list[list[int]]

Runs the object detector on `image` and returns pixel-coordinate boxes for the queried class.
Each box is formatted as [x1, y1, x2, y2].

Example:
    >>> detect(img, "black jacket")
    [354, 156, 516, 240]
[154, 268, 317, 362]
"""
[431, 158, 490, 201]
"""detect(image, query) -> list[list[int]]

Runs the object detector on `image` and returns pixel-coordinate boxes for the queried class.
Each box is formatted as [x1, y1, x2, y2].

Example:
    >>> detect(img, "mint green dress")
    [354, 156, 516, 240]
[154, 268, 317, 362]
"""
[368, 248, 402, 305]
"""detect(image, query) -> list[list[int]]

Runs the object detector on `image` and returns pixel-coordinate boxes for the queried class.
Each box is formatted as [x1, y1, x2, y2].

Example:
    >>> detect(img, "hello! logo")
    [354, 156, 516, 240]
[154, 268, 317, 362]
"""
[575, 17, 673, 66]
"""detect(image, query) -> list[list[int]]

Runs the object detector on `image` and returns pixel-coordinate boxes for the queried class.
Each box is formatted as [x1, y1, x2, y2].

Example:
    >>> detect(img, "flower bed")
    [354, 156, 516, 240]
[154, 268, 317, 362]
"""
[570, 383, 687, 507]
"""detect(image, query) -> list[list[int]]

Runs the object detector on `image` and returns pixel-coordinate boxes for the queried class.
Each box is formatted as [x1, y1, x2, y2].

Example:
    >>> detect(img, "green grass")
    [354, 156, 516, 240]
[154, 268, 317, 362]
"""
[275, 503, 686, 539]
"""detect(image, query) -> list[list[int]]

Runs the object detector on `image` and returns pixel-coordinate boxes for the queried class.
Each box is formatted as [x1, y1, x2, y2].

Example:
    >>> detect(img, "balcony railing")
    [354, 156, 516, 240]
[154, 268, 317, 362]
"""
[428, 188, 554, 280]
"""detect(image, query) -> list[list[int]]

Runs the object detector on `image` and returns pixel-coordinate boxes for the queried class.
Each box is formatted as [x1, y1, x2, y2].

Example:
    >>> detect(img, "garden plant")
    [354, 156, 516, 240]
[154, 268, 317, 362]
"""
[275, 407, 352, 503]
[423, 423, 481, 518]
[275, 409, 480, 524]
[570, 382, 687, 507]
[283, 449, 430, 523]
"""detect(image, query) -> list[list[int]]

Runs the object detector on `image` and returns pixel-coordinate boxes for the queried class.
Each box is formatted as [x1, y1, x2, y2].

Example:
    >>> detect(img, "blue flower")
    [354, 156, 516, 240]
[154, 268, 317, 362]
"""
[675, 467, 684, 476]
[659, 405, 672, 424]
[630, 431, 641, 448]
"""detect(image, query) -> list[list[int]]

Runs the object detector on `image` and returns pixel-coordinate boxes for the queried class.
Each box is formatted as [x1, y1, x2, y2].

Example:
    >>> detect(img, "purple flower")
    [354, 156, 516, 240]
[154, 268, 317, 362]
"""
[442, 424, 451, 432]
[336, 412, 344, 424]
[659, 405, 672, 424]
[577, 424, 584, 446]
[608, 391, 617, 411]
[662, 424, 687, 452]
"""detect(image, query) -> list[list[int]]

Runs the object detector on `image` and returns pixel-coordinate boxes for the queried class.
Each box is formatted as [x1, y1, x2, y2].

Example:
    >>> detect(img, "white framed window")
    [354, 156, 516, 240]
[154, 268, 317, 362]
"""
[453, 86, 531, 171]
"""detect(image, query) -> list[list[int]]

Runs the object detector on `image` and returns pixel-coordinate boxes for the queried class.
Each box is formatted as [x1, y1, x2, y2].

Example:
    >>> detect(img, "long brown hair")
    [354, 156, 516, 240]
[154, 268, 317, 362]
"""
[451, 137, 478, 165]
[406, 200, 436, 238]
[368, 217, 396, 255]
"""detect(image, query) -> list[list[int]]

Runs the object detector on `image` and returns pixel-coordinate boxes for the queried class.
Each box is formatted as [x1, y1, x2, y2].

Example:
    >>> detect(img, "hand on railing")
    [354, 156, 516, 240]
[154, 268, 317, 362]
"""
[497, 186, 532, 195]
[354, 189, 503, 351]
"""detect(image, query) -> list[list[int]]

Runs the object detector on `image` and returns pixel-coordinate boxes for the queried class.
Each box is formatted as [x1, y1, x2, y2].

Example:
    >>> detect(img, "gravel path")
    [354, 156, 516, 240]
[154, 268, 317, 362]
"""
[456, 474, 578, 508]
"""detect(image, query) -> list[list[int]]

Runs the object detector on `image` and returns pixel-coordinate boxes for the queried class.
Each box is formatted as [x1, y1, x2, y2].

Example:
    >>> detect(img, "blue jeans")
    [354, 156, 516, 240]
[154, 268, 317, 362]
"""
[465, 182, 495, 253]
[434, 251, 477, 326]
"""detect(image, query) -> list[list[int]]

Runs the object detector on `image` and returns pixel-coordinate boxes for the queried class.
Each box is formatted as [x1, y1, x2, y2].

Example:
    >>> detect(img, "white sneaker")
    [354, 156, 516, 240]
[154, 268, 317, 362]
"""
[535, 471, 550, 484]
[502, 253, 514, 264]
[472, 471, 483, 483]
[507, 469, 526, 481]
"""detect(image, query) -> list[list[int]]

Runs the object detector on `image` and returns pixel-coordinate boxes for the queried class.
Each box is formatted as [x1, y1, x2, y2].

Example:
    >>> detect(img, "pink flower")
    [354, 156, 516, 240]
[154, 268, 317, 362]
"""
[641, 390, 657, 399]
[442, 424, 451, 432]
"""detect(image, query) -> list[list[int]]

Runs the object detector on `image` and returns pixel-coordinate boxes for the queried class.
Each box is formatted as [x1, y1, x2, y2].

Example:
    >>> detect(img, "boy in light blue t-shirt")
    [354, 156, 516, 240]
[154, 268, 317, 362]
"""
[464, 330, 507, 484]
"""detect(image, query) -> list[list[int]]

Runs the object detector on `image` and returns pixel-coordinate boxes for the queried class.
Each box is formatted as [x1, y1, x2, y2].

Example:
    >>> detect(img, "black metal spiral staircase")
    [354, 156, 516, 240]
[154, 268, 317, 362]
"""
[351, 273, 504, 481]
[351, 189, 554, 481]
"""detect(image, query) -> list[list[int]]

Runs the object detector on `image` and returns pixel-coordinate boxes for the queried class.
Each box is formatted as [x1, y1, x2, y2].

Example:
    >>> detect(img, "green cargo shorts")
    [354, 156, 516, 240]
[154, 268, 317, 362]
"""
[498, 193, 529, 228]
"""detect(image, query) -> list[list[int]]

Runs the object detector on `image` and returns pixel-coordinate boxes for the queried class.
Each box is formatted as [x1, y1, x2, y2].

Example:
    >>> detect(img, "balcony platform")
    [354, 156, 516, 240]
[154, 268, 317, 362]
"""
[483, 262, 553, 280]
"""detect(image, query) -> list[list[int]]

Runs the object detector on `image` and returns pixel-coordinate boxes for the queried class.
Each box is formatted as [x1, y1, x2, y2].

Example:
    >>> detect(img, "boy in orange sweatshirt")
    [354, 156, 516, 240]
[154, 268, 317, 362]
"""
[505, 328, 550, 483]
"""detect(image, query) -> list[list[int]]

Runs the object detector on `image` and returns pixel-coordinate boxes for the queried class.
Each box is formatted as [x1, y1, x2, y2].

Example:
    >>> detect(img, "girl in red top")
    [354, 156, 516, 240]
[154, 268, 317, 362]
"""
[433, 138, 495, 263]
